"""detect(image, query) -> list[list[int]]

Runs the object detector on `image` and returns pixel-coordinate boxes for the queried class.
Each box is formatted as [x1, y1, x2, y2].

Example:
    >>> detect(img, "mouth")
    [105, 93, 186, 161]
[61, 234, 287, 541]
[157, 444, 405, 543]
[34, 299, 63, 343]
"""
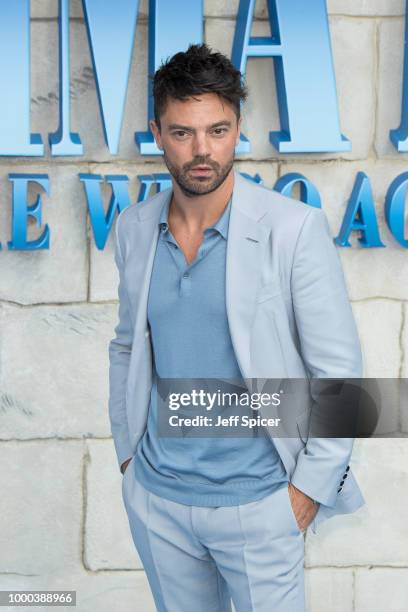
[189, 166, 213, 176]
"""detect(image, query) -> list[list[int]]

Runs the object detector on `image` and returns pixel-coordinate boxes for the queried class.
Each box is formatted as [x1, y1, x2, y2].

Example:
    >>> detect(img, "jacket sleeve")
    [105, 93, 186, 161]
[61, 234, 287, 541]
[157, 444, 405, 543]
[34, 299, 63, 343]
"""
[289, 206, 363, 508]
[108, 212, 134, 471]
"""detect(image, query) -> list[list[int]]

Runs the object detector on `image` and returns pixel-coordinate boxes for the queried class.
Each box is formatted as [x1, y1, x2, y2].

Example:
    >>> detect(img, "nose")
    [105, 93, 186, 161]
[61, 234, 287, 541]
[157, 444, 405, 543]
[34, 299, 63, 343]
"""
[192, 131, 210, 158]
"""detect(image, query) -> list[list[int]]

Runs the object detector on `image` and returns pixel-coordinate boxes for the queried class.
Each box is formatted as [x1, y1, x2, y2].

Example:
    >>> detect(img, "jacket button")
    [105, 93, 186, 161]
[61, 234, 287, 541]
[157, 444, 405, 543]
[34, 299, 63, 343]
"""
[343, 473, 348, 479]
[337, 487, 342, 493]
[346, 466, 350, 472]
[340, 480, 344, 486]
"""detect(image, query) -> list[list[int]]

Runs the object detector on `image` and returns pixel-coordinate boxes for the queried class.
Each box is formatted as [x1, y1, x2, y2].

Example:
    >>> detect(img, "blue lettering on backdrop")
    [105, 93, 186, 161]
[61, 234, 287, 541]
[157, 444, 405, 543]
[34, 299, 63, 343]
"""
[79, 174, 131, 249]
[274, 173, 321, 208]
[137, 174, 172, 200]
[137, 175, 160, 201]
[82, 0, 140, 155]
[79, 173, 174, 249]
[232, 0, 350, 153]
[0, 0, 43, 156]
[135, 0, 204, 155]
[6, 175, 50, 250]
[1, 171, 408, 250]
[79, 172, 174, 248]
[239, 173, 263, 184]
[335, 172, 385, 248]
[81, 173, 262, 250]
[385, 173, 408, 247]
[49, 0, 83, 155]
[0, 2, 407, 251]
[390, 0, 408, 151]
[0, 0, 407, 154]
[79, 172, 404, 250]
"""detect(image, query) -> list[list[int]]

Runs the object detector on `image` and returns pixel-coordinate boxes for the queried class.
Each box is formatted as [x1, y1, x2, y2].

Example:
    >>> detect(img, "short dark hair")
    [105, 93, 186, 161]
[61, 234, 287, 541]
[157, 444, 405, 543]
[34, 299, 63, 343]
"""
[152, 43, 248, 128]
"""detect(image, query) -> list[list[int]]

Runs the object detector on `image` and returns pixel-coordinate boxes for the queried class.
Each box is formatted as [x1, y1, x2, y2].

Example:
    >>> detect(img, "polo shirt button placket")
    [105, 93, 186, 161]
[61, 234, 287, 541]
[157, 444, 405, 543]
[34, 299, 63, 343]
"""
[180, 269, 191, 297]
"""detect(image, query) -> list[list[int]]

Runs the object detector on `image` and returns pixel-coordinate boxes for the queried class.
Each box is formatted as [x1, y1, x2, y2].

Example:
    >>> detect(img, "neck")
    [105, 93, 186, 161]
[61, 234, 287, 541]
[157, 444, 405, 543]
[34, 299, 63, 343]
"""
[168, 167, 234, 234]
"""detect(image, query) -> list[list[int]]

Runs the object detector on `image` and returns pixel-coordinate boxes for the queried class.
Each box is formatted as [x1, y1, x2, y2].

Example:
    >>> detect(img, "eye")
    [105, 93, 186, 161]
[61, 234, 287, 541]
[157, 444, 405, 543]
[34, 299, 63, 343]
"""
[212, 127, 227, 136]
[172, 130, 189, 139]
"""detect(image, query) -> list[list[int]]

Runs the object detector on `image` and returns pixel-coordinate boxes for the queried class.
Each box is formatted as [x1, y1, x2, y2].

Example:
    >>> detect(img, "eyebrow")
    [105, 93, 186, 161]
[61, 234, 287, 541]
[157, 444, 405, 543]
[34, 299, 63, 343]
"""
[167, 121, 232, 131]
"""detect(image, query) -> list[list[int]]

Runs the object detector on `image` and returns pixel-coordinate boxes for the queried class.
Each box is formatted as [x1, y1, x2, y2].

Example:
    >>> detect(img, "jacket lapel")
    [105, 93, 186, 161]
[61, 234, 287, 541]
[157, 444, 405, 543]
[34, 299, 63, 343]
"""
[126, 188, 172, 335]
[226, 171, 272, 381]
[129, 170, 272, 382]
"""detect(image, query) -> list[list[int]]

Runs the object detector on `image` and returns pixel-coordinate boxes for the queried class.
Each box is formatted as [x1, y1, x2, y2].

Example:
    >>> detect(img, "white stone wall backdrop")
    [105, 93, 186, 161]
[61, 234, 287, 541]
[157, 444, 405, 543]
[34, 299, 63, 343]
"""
[0, 1, 407, 610]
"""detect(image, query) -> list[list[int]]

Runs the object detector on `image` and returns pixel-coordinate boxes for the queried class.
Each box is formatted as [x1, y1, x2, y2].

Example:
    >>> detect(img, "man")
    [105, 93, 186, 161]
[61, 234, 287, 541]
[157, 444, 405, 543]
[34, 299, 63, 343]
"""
[109, 43, 365, 611]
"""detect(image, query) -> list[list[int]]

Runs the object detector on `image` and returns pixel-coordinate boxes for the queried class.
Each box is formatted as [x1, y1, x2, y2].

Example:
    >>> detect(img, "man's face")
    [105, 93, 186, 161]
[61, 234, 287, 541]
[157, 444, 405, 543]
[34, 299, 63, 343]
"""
[150, 92, 241, 196]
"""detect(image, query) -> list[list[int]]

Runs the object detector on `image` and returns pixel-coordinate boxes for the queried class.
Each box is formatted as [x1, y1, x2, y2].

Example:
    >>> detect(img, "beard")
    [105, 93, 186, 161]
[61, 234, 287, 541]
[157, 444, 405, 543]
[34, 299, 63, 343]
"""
[163, 151, 234, 197]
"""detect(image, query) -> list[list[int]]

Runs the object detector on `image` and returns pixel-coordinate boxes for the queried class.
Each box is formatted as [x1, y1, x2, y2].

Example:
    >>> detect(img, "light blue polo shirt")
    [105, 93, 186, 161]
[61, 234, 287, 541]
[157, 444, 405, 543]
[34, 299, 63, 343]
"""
[132, 194, 288, 506]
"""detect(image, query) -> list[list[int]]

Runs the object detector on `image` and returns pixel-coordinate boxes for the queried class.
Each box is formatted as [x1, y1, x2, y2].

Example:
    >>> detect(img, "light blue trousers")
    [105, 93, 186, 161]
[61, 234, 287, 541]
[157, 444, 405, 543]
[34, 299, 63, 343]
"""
[122, 459, 306, 612]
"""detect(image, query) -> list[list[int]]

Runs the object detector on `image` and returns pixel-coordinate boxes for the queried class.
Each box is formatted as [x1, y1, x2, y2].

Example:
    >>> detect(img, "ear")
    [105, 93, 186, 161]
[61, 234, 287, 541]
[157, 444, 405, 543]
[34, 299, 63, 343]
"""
[150, 119, 163, 150]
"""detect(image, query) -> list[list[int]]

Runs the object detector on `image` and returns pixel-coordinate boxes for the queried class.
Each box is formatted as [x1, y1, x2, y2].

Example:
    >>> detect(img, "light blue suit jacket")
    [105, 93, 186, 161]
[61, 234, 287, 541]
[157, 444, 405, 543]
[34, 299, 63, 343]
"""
[109, 169, 366, 533]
